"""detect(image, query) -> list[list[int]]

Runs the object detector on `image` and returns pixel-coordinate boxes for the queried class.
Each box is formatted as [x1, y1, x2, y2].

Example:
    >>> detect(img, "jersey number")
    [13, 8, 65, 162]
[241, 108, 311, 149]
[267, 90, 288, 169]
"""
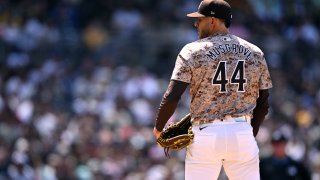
[212, 60, 247, 93]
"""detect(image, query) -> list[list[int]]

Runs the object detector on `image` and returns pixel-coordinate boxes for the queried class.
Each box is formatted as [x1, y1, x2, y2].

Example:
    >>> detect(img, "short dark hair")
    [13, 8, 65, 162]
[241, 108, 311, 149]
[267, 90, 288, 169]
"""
[220, 18, 231, 28]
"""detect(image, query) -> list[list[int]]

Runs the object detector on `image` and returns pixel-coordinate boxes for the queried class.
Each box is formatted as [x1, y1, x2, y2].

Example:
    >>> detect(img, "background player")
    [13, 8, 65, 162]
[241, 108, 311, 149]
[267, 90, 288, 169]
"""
[260, 131, 311, 180]
[154, 0, 272, 179]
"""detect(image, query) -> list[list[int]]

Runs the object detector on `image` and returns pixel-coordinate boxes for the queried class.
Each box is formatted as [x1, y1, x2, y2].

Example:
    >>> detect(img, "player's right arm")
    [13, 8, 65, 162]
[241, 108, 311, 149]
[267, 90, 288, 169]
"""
[251, 53, 273, 137]
[251, 89, 270, 137]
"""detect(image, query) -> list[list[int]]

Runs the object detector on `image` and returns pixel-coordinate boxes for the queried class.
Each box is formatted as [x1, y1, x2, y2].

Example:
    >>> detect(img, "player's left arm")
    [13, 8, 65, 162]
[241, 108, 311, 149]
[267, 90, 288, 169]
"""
[154, 80, 189, 138]
[154, 44, 192, 138]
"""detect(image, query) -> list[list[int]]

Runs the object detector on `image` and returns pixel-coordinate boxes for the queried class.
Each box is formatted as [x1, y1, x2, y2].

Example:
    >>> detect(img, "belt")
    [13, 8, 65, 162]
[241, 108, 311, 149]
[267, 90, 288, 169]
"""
[192, 115, 251, 126]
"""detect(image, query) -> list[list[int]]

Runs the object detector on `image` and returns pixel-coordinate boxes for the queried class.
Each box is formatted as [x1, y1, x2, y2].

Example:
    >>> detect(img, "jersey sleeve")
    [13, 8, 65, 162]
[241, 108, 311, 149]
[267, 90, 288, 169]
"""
[171, 44, 192, 83]
[259, 56, 273, 90]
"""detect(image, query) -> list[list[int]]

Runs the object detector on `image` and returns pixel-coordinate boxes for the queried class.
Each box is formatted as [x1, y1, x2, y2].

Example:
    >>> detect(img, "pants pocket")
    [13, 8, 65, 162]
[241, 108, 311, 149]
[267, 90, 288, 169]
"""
[186, 134, 217, 163]
[236, 132, 259, 161]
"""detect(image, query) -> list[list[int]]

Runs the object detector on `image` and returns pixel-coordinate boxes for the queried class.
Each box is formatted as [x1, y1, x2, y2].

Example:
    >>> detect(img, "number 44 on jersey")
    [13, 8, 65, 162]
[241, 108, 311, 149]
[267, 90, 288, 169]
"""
[212, 60, 247, 93]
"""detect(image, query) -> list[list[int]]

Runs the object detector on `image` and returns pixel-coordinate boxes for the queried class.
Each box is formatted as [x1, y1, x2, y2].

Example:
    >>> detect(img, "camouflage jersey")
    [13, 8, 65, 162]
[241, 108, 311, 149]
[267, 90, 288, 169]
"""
[171, 33, 273, 123]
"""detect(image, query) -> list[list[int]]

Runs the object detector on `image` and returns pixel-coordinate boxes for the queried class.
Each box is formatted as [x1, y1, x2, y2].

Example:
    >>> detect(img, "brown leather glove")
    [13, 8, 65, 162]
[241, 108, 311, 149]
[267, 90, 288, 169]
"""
[156, 114, 194, 157]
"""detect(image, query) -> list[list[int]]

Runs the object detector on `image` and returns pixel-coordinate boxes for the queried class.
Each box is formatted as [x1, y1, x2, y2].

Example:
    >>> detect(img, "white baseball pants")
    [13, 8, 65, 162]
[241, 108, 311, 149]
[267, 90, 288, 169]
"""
[185, 122, 260, 180]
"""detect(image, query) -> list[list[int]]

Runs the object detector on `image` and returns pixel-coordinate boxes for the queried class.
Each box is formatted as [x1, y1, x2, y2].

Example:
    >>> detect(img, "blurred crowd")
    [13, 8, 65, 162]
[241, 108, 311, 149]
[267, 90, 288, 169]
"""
[0, 0, 320, 179]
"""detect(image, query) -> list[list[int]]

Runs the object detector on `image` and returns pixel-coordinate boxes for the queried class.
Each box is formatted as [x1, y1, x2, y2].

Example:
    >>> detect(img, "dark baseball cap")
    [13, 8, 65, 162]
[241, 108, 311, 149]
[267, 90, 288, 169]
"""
[187, 0, 232, 26]
[271, 131, 288, 143]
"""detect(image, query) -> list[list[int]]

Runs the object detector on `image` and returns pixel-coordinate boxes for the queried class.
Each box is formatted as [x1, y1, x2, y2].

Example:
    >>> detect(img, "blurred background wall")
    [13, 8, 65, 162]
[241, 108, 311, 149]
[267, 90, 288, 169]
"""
[0, 0, 320, 179]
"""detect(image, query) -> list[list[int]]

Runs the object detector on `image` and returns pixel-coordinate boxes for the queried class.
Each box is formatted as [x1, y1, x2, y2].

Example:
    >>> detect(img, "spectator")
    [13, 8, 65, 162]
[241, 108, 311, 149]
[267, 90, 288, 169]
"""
[260, 130, 311, 180]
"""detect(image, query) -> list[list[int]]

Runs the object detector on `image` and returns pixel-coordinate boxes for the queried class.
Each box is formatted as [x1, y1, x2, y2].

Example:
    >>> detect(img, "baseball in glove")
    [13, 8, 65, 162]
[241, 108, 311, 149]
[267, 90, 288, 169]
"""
[157, 113, 194, 157]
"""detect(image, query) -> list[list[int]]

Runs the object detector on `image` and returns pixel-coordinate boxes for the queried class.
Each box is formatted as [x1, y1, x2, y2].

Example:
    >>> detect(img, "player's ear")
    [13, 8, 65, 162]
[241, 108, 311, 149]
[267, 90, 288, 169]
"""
[211, 17, 217, 26]
[211, 17, 214, 24]
[211, 17, 217, 28]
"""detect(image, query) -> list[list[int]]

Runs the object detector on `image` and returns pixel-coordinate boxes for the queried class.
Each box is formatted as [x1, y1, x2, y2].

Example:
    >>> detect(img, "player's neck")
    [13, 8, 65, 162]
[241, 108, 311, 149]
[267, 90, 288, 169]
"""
[210, 26, 229, 36]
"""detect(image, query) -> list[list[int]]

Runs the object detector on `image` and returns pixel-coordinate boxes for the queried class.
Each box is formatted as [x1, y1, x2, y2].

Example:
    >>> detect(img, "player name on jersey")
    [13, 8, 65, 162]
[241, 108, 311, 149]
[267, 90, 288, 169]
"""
[206, 43, 252, 60]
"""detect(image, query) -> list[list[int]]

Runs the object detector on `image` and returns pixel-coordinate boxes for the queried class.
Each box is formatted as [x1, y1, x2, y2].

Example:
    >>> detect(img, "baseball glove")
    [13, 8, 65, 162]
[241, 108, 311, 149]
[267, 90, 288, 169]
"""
[157, 113, 194, 157]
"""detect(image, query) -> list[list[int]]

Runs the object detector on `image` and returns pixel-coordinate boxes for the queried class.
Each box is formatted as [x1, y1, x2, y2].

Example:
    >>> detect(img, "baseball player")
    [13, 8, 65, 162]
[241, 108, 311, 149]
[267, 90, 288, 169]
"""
[260, 131, 311, 180]
[153, 0, 272, 179]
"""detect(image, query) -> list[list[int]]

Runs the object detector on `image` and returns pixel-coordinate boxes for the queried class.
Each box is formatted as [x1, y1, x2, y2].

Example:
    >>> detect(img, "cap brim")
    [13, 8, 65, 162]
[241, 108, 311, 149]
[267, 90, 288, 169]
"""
[187, 12, 205, 17]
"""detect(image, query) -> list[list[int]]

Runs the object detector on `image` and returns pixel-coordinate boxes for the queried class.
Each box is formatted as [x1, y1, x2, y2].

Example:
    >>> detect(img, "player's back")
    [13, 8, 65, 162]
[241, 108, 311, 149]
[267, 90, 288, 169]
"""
[180, 33, 270, 121]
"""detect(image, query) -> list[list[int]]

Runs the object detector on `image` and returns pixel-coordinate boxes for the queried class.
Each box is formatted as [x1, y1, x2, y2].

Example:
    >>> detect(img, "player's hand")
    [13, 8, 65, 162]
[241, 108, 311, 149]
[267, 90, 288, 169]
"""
[153, 127, 161, 139]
